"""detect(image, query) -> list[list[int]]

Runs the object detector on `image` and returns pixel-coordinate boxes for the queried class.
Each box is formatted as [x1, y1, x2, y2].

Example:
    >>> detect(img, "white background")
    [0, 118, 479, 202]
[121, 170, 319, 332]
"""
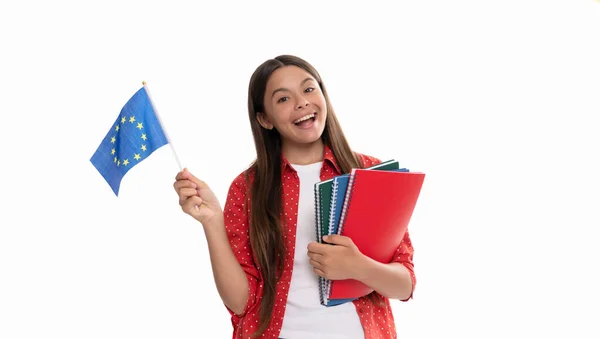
[1, 0, 599, 338]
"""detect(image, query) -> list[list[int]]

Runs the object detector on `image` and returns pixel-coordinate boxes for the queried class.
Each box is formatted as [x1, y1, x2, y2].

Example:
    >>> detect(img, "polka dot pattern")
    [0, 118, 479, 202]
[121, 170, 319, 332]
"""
[222, 146, 416, 338]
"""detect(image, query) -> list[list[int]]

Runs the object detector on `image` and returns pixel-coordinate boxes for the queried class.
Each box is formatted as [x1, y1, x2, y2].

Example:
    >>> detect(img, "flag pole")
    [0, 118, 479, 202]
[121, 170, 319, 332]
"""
[142, 82, 200, 211]
[142, 81, 183, 171]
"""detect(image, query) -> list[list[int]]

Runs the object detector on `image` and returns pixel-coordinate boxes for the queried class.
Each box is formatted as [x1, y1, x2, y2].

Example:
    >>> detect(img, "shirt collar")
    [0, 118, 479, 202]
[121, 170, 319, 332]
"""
[280, 144, 341, 174]
[322, 144, 342, 173]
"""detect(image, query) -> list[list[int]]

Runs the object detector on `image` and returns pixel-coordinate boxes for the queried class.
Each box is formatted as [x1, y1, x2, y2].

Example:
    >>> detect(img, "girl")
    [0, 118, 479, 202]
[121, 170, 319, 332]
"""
[173, 55, 415, 339]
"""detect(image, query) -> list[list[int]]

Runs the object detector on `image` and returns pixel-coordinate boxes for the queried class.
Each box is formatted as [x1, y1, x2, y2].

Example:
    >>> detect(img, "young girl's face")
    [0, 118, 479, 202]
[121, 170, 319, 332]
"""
[258, 65, 328, 147]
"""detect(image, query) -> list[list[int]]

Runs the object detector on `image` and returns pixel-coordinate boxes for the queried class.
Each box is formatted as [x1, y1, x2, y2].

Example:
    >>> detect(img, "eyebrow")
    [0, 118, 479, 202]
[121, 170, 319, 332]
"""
[271, 77, 315, 98]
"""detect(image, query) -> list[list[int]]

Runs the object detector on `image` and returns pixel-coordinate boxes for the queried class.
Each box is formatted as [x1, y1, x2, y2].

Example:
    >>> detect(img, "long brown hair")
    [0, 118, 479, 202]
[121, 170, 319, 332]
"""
[245, 55, 365, 336]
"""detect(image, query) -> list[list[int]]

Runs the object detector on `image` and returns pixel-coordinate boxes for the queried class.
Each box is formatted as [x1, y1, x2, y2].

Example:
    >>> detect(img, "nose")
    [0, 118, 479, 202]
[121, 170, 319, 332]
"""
[297, 98, 309, 109]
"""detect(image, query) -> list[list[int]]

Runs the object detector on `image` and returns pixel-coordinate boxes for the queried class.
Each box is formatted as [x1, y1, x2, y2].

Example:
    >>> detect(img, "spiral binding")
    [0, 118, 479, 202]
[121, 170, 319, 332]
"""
[314, 183, 321, 244]
[314, 184, 326, 305]
[338, 169, 358, 236]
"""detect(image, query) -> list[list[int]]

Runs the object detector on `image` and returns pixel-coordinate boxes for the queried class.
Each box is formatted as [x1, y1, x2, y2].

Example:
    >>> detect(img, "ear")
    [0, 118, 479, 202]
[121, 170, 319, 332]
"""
[256, 112, 274, 130]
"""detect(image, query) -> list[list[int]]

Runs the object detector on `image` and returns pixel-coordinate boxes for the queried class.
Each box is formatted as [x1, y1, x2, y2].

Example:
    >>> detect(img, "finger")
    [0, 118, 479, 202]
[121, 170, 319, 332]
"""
[309, 259, 323, 270]
[313, 268, 326, 278]
[307, 241, 327, 254]
[175, 168, 189, 181]
[180, 169, 209, 189]
[178, 188, 199, 204]
[307, 251, 323, 261]
[175, 168, 203, 184]
[182, 196, 204, 214]
[173, 180, 197, 191]
[323, 234, 351, 246]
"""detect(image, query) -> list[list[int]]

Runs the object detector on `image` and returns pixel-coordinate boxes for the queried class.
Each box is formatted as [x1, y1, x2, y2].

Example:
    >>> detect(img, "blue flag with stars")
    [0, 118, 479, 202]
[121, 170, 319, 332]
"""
[90, 87, 168, 196]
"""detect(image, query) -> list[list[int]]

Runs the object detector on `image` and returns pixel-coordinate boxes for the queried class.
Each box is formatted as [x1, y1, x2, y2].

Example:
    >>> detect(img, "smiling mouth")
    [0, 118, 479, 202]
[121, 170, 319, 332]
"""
[293, 112, 317, 125]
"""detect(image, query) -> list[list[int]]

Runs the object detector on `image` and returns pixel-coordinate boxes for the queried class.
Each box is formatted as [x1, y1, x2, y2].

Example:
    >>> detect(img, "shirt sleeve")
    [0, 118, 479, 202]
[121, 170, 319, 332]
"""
[358, 153, 381, 168]
[222, 173, 261, 317]
[391, 230, 416, 301]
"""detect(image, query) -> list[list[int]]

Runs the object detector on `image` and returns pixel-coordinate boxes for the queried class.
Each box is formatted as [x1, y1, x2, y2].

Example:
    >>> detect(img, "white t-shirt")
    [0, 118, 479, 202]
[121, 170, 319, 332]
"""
[279, 162, 364, 339]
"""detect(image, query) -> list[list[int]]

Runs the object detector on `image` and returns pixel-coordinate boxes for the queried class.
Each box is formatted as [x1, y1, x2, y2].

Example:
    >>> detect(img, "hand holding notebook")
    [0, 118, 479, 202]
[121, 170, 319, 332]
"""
[307, 234, 364, 281]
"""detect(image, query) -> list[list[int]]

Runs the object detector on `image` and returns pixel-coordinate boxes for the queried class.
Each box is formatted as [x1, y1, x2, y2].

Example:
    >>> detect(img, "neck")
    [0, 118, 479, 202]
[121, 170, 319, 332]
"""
[282, 138, 325, 165]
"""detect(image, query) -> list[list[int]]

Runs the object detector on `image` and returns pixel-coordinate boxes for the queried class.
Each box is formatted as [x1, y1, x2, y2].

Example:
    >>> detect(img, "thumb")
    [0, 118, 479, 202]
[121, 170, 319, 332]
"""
[323, 234, 352, 246]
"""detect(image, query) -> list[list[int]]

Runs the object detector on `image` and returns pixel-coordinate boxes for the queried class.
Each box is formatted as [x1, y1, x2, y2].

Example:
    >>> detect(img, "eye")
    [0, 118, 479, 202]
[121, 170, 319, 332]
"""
[277, 96, 289, 103]
[305, 87, 315, 93]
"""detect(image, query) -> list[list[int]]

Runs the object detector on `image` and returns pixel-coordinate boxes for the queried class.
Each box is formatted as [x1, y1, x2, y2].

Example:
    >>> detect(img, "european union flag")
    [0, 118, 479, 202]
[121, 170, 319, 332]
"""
[90, 87, 168, 196]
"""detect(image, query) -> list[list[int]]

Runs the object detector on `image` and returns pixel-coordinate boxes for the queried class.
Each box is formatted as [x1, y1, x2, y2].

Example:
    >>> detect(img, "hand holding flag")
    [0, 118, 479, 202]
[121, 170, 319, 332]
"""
[173, 168, 224, 227]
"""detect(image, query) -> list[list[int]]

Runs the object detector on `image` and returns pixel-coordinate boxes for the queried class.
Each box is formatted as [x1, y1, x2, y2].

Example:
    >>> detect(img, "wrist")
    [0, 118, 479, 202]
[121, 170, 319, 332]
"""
[201, 213, 225, 233]
[352, 252, 375, 282]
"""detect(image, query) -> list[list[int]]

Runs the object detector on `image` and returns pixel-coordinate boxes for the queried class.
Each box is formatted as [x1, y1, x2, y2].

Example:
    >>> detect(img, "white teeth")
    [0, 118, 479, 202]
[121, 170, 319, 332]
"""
[294, 113, 315, 124]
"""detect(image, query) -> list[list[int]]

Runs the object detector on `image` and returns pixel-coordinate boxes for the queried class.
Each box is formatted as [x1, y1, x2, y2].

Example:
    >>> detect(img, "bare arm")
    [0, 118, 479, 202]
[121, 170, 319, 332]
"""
[354, 258, 413, 300]
[355, 231, 416, 300]
[202, 216, 249, 315]
[174, 169, 259, 316]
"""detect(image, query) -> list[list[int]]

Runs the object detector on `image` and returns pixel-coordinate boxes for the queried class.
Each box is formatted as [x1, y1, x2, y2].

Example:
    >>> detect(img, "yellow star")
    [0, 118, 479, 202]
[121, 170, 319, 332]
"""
[115, 125, 119, 132]
[111, 148, 115, 155]
[123, 159, 129, 166]
[121, 116, 126, 124]
[129, 116, 136, 123]
[136, 122, 143, 130]
[141, 133, 147, 141]
[141, 144, 147, 151]
[110, 136, 116, 143]
[114, 157, 117, 163]
[134, 154, 141, 161]
[117, 160, 120, 166]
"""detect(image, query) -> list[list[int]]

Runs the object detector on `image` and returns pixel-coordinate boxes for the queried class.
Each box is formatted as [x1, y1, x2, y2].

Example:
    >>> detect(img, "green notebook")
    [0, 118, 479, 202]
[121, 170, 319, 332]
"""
[315, 178, 333, 244]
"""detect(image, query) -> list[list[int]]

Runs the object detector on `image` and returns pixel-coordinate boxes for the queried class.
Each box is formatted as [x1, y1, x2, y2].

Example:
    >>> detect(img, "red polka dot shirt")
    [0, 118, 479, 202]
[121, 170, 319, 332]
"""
[223, 145, 416, 338]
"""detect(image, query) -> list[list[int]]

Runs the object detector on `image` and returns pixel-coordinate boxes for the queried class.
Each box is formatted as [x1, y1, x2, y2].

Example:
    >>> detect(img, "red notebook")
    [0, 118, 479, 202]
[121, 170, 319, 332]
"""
[329, 168, 425, 300]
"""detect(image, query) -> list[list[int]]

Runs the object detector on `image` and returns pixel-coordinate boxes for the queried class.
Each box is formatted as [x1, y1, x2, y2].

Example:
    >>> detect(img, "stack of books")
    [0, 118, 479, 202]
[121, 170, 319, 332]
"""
[313, 159, 425, 306]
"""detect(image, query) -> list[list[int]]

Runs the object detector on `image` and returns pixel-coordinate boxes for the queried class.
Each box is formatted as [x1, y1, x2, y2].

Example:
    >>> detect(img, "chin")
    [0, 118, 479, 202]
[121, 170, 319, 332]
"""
[287, 132, 324, 146]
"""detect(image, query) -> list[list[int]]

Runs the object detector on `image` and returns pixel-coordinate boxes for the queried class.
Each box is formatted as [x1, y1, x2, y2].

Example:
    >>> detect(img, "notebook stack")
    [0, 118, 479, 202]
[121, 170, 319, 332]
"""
[313, 159, 425, 306]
